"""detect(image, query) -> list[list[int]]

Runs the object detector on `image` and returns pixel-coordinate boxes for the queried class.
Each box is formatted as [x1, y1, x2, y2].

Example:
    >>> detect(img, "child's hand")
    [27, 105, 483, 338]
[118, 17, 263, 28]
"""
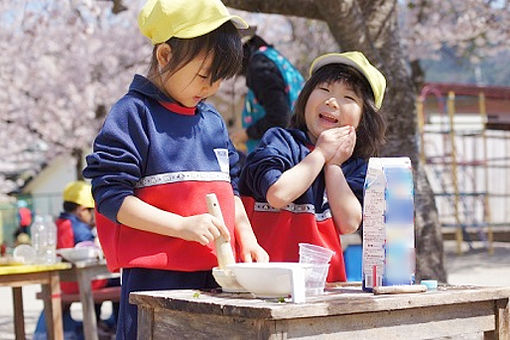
[315, 126, 353, 162]
[178, 214, 231, 246]
[328, 126, 356, 166]
[238, 240, 269, 263]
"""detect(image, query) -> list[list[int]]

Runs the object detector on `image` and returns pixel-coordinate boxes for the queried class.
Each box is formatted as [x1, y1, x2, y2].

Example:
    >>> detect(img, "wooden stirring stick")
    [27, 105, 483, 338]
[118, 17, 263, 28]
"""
[205, 193, 235, 269]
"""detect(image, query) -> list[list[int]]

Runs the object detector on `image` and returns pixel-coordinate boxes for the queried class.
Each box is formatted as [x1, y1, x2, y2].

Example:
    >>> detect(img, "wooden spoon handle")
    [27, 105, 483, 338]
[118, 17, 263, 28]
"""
[206, 193, 235, 269]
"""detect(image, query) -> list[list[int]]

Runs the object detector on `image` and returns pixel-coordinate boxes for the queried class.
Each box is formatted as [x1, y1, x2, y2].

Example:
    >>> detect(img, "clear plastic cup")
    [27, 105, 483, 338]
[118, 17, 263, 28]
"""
[299, 243, 335, 264]
[13, 244, 37, 264]
[304, 263, 330, 295]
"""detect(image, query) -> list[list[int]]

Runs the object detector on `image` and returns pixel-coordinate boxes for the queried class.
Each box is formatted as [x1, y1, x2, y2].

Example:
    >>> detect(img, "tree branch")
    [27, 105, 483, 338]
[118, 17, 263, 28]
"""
[223, 0, 321, 20]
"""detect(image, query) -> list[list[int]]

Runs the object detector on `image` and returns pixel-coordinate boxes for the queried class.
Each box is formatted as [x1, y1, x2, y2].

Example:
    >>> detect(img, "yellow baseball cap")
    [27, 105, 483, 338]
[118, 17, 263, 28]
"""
[309, 51, 386, 109]
[138, 0, 249, 45]
[63, 181, 94, 209]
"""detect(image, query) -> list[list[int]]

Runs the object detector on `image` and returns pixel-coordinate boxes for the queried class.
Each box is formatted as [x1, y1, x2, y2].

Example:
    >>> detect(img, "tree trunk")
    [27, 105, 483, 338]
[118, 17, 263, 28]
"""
[72, 148, 84, 181]
[225, 0, 447, 281]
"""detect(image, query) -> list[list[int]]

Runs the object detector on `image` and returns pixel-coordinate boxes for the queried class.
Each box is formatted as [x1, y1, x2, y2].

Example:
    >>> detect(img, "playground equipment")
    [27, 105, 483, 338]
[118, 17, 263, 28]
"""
[417, 84, 510, 254]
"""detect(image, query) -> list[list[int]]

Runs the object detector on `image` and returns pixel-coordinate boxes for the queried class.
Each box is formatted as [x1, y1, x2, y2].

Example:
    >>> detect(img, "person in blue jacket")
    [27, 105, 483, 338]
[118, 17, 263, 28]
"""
[240, 51, 386, 283]
[83, 1, 268, 339]
[230, 33, 304, 153]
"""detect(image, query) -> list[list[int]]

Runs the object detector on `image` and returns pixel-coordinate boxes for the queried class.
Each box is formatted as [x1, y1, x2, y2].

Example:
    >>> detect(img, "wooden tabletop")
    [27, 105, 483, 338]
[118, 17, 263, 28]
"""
[130, 283, 510, 320]
[0, 262, 71, 276]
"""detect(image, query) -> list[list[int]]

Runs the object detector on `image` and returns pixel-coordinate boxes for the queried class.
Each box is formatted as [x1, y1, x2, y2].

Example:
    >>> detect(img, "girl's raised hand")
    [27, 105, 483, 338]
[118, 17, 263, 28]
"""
[177, 214, 231, 246]
[315, 126, 353, 163]
[328, 126, 356, 166]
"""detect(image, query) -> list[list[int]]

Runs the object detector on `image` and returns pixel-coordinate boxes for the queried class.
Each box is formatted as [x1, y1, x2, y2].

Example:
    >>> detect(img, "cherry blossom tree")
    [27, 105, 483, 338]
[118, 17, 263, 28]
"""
[0, 0, 148, 192]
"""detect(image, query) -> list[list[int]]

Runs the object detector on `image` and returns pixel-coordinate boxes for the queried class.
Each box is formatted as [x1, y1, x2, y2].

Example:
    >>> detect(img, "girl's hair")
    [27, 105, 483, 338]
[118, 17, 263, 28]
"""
[290, 64, 386, 159]
[148, 21, 242, 84]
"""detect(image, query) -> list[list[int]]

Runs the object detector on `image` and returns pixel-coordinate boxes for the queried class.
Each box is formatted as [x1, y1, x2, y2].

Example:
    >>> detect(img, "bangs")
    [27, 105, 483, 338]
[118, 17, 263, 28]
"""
[162, 21, 242, 84]
[314, 64, 371, 100]
[205, 21, 243, 83]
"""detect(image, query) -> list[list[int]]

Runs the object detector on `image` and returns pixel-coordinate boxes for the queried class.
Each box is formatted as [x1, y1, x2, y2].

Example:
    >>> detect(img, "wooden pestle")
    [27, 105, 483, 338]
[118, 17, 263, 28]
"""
[205, 193, 236, 269]
[372, 284, 427, 295]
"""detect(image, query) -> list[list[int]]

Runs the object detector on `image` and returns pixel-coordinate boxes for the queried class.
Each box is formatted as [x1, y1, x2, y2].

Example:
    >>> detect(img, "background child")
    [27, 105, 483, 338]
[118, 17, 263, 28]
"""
[56, 181, 119, 335]
[240, 51, 386, 282]
[34, 181, 119, 339]
[83, 0, 268, 339]
[230, 32, 304, 153]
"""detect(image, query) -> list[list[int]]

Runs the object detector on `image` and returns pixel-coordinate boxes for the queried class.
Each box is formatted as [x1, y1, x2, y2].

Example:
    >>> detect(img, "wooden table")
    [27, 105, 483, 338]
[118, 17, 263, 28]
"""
[0, 262, 71, 340]
[130, 283, 510, 339]
[59, 259, 119, 340]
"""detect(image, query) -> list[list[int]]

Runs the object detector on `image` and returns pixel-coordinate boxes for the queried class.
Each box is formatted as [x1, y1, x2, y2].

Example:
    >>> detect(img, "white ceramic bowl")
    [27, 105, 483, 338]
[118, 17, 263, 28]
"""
[57, 247, 98, 263]
[227, 262, 312, 298]
[212, 267, 247, 293]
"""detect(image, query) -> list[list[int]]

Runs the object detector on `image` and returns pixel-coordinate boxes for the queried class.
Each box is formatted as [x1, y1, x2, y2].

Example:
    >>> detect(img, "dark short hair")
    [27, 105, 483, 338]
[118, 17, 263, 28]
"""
[241, 34, 269, 76]
[63, 201, 80, 213]
[290, 64, 386, 159]
[148, 21, 242, 84]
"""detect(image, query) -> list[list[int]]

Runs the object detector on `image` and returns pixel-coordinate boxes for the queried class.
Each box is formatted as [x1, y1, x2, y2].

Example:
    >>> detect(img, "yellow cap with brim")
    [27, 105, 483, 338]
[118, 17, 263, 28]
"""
[138, 0, 249, 45]
[63, 181, 95, 209]
[309, 51, 386, 109]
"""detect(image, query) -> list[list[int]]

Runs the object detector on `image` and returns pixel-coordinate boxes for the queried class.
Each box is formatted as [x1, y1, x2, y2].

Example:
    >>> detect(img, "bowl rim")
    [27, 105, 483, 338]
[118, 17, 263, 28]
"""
[227, 262, 316, 270]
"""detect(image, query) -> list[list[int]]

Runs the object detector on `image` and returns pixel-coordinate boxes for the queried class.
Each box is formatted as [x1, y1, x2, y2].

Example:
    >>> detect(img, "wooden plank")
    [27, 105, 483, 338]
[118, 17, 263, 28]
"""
[0, 263, 70, 275]
[137, 305, 154, 340]
[484, 298, 510, 340]
[41, 271, 64, 340]
[12, 287, 25, 340]
[496, 298, 510, 339]
[130, 286, 510, 321]
[35, 286, 121, 303]
[76, 269, 98, 340]
[278, 301, 495, 339]
[58, 261, 116, 282]
[0, 272, 53, 286]
[151, 308, 274, 340]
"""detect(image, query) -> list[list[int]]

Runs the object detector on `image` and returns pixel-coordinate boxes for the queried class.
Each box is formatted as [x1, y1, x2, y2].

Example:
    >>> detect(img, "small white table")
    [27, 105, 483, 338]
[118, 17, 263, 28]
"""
[0, 262, 71, 340]
[59, 259, 119, 340]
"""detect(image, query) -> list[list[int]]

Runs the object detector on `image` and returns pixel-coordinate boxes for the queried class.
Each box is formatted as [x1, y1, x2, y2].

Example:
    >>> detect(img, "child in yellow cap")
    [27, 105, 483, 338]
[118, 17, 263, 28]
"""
[239, 51, 386, 284]
[83, 1, 268, 338]
[50, 181, 119, 337]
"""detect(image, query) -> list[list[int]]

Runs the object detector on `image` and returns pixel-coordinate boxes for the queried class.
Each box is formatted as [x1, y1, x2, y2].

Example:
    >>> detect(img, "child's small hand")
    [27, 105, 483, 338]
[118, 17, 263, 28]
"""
[238, 241, 269, 263]
[315, 126, 353, 162]
[178, 214, 231, 246]
[328, 126, 356, 166]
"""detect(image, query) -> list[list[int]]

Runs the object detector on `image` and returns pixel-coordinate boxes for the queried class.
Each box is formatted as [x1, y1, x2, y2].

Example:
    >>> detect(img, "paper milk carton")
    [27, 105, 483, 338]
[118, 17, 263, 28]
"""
[362, 157, 415, 292]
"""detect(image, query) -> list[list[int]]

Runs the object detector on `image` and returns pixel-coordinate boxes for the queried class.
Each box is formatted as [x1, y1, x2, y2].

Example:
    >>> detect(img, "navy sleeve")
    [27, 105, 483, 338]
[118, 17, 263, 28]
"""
[245, 54, 290, 140]
[83, 96, 149, 222]
[341, 158, 368, 205]
[240, 128, 296, 201]
[226, 125, 241, 196]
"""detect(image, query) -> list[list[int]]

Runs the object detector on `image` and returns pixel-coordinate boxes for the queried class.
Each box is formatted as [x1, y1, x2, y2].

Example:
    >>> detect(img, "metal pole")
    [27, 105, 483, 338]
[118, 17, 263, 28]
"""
[448, 91, 462, 254]
[416, 97, 426, 166]
[479, 92, 493, 254]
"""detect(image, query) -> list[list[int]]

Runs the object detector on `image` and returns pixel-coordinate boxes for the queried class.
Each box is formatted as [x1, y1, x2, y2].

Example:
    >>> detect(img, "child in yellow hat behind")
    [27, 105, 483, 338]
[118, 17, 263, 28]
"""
[84, 1, 268, 339]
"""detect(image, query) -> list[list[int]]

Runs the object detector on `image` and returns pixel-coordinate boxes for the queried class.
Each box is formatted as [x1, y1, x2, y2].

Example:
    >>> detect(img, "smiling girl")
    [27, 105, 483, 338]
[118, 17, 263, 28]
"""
[239, 51, 386, 282]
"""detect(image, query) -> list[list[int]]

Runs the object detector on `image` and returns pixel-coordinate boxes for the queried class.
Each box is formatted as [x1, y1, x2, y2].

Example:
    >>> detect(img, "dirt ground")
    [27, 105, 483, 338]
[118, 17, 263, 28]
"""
[0, 240, 508, 339]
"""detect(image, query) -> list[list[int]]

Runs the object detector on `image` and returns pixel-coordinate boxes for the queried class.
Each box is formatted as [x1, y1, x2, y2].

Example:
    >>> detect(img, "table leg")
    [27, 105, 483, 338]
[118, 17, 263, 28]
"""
[76, 270, 98, 340]
[41, 271, 64, 340]
[137, 305, 154, 340]
[484, 298, 509, 340]
[12, 287, 25, 340]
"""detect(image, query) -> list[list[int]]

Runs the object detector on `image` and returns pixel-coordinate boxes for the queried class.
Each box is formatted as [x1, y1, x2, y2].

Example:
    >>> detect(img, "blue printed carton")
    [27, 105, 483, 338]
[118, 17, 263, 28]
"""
[362, 157, 415, 292]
